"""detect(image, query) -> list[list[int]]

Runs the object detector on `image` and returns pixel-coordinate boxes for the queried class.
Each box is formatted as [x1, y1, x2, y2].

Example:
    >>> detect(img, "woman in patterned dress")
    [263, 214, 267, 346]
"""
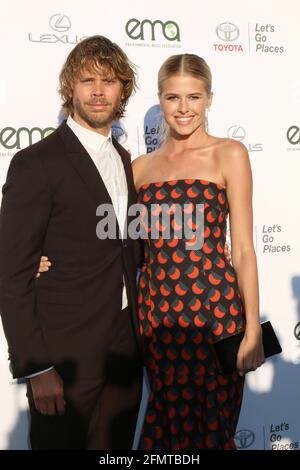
[133, 54, 264, 450]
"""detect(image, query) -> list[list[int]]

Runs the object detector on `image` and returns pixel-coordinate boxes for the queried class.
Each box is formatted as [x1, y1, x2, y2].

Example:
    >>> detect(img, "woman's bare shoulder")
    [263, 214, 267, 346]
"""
[218, 138, 248, 155]
[213, 138, 248, 166]
[132, 149, 162, 170]
[131, 153, 148, 169]
[132, 151, 159, 188]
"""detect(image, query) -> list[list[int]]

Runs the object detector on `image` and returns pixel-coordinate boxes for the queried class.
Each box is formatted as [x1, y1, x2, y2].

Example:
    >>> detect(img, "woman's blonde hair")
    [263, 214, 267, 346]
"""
[158, 53, 212, 96]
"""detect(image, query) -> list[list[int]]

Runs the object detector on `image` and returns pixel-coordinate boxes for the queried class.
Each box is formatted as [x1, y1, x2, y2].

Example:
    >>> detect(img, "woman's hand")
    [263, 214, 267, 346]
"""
[36, 256, 51, 278]
[236, 324, 265, 376]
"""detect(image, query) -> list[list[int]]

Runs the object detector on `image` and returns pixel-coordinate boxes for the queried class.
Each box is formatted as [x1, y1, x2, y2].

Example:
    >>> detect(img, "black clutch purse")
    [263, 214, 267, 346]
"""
[213, 321, 282, 374]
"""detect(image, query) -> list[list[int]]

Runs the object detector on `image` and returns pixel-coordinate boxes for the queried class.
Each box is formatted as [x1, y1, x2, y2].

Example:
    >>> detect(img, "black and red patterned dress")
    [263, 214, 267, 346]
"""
[137, 178, 245, 450]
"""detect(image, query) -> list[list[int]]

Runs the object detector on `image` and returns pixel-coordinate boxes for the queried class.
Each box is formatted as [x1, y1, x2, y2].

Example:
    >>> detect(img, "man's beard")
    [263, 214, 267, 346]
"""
[73, 97, 120, 129]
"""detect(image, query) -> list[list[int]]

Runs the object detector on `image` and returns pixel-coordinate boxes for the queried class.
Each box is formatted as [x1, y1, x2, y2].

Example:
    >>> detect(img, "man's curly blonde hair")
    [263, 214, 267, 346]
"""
[59, 35, 137, 119]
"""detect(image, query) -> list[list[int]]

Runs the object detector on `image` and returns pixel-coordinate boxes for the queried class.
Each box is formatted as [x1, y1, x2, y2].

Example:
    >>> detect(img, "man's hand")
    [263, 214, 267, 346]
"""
[36, 256, 51, 278]
[30, 368, 65, 416]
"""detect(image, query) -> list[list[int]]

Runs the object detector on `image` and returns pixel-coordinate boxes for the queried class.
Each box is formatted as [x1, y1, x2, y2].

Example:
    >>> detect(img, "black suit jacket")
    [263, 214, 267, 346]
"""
[0, 122, 143, 379]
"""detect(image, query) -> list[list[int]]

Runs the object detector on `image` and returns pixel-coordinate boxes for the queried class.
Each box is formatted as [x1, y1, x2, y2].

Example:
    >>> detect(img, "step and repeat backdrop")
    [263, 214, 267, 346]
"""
[0, 0, 299, 450]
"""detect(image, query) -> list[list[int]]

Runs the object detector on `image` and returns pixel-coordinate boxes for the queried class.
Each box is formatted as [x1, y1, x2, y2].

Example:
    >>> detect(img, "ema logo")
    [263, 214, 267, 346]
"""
[213, 22, 243, 52]
[294, 322, 300, 341]
[235, 429, 255, 449]
[286, 125, 300, 151]
[125, 18, 180, 42]
[287, 126, 300, 145]
[0, 126, 55, 150]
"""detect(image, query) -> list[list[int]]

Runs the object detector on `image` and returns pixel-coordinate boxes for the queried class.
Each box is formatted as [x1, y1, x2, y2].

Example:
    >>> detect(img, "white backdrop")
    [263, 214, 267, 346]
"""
[0, 0, 299, 450]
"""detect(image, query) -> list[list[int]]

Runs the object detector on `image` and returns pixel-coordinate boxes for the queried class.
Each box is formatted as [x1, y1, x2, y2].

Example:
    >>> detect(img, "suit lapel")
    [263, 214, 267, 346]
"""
[57, 121, 114, 207]
[57, 122, 137, 238]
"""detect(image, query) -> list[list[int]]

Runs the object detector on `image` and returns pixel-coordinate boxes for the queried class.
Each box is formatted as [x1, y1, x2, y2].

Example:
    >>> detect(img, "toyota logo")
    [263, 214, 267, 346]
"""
[235, 429, 255, 449]
[112, 124, 127, 144]
[287, 126, 300, 145]
[49, 14, 71, 32]
[294, 322, 300, 340]
[227, 125, 246, 141]
[216, 22, 239, 41]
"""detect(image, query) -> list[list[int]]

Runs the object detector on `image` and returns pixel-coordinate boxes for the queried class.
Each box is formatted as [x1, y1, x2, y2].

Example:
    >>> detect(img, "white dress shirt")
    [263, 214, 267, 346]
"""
[67, 116, 128, 309]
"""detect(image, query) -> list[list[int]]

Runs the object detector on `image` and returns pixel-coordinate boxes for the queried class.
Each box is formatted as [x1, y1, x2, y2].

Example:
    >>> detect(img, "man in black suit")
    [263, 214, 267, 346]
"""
[0, 36, 143, 450]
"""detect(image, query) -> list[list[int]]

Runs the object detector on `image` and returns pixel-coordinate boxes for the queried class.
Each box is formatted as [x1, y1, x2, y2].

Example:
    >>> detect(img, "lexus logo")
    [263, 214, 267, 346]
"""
[235, 429, 255, 449]
[216, 22, 239, 41]
[49, 14, 71, 32]
[287, 126, 300, 145]
[227, 125, 246, 141]
[294, 322, 300, 340]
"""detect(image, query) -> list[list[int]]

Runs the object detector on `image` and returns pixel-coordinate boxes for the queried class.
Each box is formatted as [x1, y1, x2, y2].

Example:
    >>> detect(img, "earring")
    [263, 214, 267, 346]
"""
[205, 107, 209, 132]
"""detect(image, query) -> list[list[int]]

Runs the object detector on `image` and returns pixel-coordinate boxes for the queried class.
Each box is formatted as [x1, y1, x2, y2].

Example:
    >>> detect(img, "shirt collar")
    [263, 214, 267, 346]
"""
[67, 115, 112, 153]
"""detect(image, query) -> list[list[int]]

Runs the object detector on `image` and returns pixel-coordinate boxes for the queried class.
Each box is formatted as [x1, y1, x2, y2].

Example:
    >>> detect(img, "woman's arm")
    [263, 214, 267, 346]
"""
[223, 140, 264, 375]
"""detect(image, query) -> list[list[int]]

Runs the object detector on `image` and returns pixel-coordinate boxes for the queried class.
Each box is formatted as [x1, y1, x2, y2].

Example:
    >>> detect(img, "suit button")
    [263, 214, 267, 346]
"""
[122, 241, 127, 248]
[119, 281, 124, 288]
